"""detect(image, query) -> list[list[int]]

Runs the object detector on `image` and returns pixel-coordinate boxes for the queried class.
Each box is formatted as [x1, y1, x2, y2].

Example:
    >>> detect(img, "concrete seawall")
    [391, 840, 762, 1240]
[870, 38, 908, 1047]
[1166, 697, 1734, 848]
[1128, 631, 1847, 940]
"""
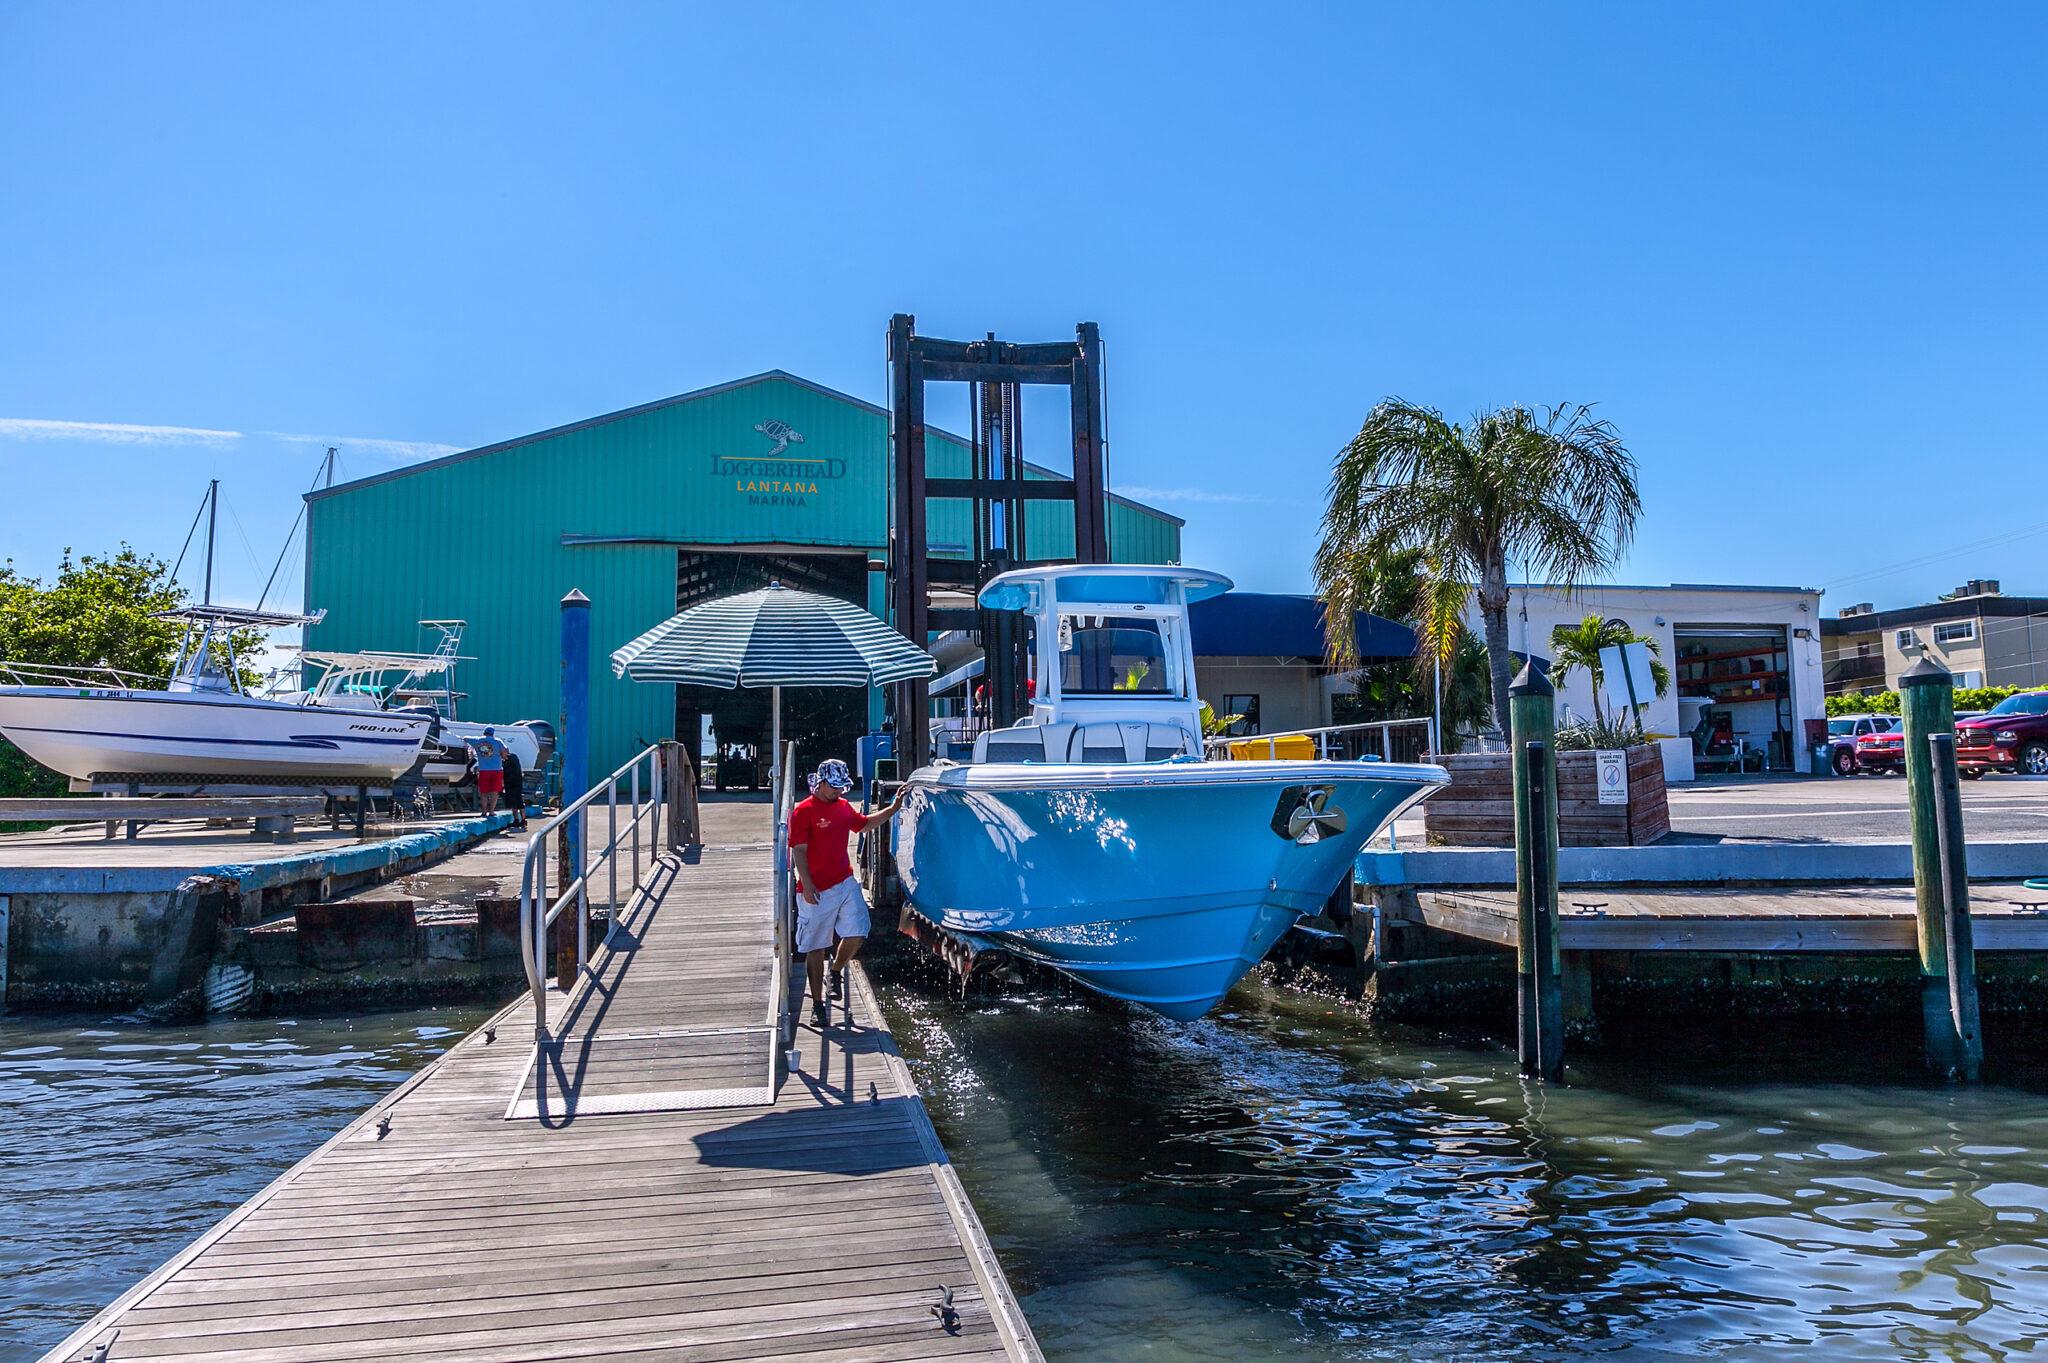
[0, 812, 514, 1012]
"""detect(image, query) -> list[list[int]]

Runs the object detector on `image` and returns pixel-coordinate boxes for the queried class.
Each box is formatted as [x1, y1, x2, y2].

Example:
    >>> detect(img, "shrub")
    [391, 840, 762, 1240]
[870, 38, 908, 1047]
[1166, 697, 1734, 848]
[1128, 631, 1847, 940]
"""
[1825, 685, 2025, 718]
[1555, 716, 1657, 751]
[1826, 692, 1902, 717]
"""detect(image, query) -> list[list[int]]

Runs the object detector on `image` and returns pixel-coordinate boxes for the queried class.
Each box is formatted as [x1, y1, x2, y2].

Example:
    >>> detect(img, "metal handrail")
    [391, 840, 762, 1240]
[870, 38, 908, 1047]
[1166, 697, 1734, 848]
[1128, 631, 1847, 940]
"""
[769, 740, 797, 1058]
[1205, 716, 1435, 762]
[0, 660, 168, 690]
[518, 741, 671, 1044]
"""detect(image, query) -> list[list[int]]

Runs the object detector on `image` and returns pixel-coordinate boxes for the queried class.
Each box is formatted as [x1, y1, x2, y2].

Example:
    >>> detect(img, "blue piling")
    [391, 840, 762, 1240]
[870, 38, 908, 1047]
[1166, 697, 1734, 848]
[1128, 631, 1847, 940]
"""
[560, 589, 591, 872]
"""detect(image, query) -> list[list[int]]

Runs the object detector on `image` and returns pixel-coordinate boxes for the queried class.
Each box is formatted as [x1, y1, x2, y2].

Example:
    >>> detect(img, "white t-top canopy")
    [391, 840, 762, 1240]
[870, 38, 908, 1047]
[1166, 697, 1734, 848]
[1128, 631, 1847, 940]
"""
[977, 564, 1234, 615]
[296, 649, 463, 674]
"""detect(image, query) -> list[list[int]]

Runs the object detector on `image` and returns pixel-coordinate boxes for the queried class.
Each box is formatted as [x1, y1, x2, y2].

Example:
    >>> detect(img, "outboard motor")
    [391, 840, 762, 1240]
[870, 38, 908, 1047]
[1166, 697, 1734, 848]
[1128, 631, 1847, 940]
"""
[517, 719, 556, 769]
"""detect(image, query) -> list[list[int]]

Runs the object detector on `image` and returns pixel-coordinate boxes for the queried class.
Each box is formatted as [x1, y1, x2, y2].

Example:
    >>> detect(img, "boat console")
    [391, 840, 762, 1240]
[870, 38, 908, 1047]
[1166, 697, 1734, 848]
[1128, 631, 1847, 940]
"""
[967, 564, 1232, 766]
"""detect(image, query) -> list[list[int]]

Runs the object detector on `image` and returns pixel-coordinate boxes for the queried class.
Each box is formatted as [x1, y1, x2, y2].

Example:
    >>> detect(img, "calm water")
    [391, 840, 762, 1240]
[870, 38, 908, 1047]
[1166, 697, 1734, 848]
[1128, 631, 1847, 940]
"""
[6, 988, 2048, 1363]
[877, 973, 2048, 1362]
[0, 1007, 488, 1363]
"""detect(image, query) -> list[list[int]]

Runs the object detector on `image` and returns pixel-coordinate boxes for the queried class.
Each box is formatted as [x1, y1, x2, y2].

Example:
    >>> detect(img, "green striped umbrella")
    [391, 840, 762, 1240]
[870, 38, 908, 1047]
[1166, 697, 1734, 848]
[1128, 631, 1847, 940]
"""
[610, 582, 935, 776]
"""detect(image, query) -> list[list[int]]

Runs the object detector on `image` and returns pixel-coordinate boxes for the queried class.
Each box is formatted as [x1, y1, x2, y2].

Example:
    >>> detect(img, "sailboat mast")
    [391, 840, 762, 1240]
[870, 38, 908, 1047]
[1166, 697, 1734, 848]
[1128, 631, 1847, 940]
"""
[202, 478, 219, 606]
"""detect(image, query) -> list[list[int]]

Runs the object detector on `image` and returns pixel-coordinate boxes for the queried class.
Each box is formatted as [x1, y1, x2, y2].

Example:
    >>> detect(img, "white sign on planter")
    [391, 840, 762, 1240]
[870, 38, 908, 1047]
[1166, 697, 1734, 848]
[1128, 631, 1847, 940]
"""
[1599, 640, 1658, 717]
[1595, 749, 1629, 805]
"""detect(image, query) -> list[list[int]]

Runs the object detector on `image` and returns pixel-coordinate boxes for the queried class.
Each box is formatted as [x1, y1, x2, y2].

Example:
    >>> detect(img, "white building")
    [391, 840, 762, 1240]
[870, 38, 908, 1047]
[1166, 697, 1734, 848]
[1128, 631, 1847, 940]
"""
[1472, 582, 1828, 781]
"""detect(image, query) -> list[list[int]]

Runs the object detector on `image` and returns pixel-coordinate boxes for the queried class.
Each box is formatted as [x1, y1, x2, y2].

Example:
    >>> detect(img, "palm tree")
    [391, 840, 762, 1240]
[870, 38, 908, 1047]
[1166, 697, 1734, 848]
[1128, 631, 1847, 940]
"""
[1316, 400, 1641, 733]
[1549, 613, 1670, 730]
[1322, 546, 1490, 750]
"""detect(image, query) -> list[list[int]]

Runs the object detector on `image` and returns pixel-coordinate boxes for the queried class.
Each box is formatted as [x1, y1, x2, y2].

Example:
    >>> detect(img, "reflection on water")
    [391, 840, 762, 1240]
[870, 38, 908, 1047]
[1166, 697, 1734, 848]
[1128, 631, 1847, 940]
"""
[877, 969, 2048, 1362]
[0, 1008, 487, 1362]
[9, 977, 2048, 1363]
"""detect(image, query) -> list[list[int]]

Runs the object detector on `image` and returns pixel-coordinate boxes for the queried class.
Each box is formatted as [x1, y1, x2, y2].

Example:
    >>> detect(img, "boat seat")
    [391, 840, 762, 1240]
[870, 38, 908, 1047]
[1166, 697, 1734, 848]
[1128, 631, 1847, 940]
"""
[973, 722, 1077, 765]
[1074, 721, 1193, 764]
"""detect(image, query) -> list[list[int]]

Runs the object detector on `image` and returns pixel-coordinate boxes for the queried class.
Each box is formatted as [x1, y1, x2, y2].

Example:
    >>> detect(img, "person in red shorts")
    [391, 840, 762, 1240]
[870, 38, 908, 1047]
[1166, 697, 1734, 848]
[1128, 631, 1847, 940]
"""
[788, 758, 903, 1028]
[467, 727, 507, 815]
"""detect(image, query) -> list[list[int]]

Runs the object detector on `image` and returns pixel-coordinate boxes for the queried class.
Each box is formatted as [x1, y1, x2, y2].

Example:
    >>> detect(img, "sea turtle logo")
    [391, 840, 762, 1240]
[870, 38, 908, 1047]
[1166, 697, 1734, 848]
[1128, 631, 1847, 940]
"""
[754, 420, 805, 457]
[1271, 785, 1346, 844]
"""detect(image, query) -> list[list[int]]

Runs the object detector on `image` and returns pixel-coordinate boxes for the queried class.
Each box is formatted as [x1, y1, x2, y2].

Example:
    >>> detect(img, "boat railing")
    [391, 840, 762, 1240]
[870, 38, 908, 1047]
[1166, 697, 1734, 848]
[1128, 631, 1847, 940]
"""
[1205, 716, 1436, 765]
[0, 660, 167, 690]
[517, 741, 671, 1045]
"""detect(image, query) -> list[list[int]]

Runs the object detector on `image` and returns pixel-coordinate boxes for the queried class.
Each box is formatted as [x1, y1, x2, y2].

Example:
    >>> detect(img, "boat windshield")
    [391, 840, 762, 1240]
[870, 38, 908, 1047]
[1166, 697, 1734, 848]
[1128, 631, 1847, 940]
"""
[1058, 615, 1176, 697]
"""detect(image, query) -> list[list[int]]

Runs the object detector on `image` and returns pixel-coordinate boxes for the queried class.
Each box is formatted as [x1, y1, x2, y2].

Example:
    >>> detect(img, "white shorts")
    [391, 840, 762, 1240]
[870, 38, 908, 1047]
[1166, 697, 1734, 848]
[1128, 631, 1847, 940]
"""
[796, 877, 870, 954]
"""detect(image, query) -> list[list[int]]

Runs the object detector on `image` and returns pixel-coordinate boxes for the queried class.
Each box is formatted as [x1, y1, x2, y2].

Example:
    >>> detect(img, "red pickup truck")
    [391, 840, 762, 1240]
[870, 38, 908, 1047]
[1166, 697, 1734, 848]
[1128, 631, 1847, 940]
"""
[1854, 724, 1908, 775]
[1955, 692, 2048, 777]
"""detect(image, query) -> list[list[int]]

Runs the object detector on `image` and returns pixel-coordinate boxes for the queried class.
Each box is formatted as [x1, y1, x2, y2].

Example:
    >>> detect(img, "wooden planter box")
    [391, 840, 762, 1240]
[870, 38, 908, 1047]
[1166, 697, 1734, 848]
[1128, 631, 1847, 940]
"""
[1424, 746, 1669, 847]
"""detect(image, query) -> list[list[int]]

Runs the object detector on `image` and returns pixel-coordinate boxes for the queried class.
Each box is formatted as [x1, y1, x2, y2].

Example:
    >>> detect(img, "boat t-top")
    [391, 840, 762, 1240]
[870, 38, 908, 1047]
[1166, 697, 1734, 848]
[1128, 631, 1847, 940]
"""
[288, 621, 553, 784]
[891, 563, 1450, 1021]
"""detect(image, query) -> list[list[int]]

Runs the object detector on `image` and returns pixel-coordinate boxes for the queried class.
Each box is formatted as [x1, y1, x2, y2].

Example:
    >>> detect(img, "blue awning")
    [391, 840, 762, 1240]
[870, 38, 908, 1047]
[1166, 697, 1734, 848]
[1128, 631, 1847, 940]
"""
[1188, 592, 1415, 661]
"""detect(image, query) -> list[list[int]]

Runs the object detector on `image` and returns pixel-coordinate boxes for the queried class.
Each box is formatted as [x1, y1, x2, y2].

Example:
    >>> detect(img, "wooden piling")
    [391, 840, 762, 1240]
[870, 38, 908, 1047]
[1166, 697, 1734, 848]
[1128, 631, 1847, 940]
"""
[553, 821, 576, 990]
[1928, 731, 1984, 1080]
[1900, 656, 1981, 1079]
[1510, 661, 1564, 1080]
[664, 740, 700, 850]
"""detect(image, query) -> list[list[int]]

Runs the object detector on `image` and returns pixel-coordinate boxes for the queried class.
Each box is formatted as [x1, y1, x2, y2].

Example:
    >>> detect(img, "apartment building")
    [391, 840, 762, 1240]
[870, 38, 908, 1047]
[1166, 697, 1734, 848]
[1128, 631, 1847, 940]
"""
[1822, 579, 2048, 694]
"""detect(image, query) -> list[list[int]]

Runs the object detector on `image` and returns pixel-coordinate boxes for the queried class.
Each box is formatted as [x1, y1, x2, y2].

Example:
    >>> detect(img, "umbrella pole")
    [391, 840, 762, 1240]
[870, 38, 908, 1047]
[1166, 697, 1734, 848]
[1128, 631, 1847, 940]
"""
[771, 685, 782, 788]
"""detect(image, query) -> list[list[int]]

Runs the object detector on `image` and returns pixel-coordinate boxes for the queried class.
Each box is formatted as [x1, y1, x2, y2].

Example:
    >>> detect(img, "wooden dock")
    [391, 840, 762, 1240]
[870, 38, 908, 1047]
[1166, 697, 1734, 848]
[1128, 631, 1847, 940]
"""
[1414, 880, 2048, 952]
[45, 800, 1041, 1363]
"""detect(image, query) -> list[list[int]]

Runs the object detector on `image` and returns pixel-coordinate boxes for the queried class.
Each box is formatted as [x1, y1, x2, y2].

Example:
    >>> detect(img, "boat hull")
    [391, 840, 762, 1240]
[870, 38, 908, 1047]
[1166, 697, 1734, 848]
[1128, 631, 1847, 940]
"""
[893, 759, 1447, 1020]
[0, 688, 434, 782]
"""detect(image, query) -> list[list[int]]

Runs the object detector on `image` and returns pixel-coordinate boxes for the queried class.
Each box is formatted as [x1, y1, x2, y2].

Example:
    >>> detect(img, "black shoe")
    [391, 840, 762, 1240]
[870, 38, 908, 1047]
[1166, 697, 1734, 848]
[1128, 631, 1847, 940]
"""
[811, 1001, 828, 1029]
[829, 969, 846, 1000]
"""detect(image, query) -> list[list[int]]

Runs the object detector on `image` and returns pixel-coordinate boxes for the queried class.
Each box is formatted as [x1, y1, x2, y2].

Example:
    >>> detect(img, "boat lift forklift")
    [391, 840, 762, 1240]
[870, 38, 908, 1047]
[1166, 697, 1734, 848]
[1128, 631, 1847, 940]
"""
[864, 315, 1112, 981]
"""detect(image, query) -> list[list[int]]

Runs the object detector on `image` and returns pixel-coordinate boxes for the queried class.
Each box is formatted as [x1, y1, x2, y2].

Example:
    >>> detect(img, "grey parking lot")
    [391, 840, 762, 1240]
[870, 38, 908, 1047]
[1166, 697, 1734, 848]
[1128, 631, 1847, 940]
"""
[1665, 774, 2048, 844]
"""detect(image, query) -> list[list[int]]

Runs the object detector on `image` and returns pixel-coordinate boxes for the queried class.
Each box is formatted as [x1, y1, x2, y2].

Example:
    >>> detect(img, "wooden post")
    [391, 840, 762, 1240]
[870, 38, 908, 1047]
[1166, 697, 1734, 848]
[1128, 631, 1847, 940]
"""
[1510, 661, 1563, 1080]
[664, 741, 699, 851]
[1929, 731, 1983, 1081]
[553, 822, 576, 990]
[1901, 656, 1980, 1079]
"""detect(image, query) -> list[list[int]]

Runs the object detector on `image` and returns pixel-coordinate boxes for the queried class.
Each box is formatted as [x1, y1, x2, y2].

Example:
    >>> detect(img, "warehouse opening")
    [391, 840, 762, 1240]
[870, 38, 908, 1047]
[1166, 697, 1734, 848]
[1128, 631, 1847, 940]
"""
[1674, 624, 1794, 773]
[673, 549, 869, 790]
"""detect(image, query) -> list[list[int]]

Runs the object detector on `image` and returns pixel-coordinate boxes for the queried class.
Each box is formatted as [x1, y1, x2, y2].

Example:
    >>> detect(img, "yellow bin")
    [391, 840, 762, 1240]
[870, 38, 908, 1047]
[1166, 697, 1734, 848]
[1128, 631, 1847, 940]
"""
[1228, 734, 1317, 761]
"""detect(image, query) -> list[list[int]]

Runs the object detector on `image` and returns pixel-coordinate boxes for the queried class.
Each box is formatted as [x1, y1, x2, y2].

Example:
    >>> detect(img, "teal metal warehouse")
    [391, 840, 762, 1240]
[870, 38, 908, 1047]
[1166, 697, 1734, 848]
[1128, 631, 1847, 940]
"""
[304, 371, 1181, 777]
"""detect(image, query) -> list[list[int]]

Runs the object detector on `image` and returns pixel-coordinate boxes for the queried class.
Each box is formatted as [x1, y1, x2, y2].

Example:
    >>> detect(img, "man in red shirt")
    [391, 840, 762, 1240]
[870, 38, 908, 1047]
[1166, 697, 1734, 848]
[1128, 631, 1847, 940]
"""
[788, 758, 904, 1028]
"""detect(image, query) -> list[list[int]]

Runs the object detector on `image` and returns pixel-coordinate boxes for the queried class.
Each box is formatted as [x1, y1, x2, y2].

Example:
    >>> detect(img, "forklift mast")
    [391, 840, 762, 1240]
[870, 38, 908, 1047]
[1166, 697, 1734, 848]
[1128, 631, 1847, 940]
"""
[886, 315, 1112, 767]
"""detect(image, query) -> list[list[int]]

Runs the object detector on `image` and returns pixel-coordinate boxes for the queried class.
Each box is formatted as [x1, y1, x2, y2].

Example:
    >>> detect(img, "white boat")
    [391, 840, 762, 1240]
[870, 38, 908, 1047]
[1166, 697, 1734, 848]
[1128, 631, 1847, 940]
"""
[0, 604, 436, 785]
[291, 622, 552, 784]
[892, 564, 1449, 1021]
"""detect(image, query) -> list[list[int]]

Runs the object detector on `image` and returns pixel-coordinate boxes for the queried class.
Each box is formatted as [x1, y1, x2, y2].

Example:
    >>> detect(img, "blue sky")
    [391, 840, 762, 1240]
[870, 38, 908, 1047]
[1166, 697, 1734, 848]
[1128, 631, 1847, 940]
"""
[3, 4, 2044, 617]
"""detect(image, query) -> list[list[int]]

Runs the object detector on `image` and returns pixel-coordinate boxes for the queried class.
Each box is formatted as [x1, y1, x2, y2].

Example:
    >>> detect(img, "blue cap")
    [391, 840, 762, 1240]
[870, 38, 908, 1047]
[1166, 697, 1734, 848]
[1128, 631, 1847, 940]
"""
[807, 759, 854, 794]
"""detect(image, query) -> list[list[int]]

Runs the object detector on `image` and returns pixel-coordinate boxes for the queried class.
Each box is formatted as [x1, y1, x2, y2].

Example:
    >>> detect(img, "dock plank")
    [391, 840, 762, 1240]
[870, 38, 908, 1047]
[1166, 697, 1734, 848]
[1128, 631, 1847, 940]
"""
[43, 801, 1040, 1363]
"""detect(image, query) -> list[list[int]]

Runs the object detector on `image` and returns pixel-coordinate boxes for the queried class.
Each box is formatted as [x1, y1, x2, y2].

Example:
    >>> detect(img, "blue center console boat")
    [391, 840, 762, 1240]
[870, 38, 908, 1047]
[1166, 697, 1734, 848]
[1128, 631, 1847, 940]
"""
[892, 564, 1449, 1020]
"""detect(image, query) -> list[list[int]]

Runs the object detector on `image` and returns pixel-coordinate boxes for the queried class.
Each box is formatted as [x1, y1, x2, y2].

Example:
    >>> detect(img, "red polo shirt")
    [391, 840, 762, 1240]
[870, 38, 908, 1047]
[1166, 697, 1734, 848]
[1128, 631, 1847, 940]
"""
[788, 794, 864, 892]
